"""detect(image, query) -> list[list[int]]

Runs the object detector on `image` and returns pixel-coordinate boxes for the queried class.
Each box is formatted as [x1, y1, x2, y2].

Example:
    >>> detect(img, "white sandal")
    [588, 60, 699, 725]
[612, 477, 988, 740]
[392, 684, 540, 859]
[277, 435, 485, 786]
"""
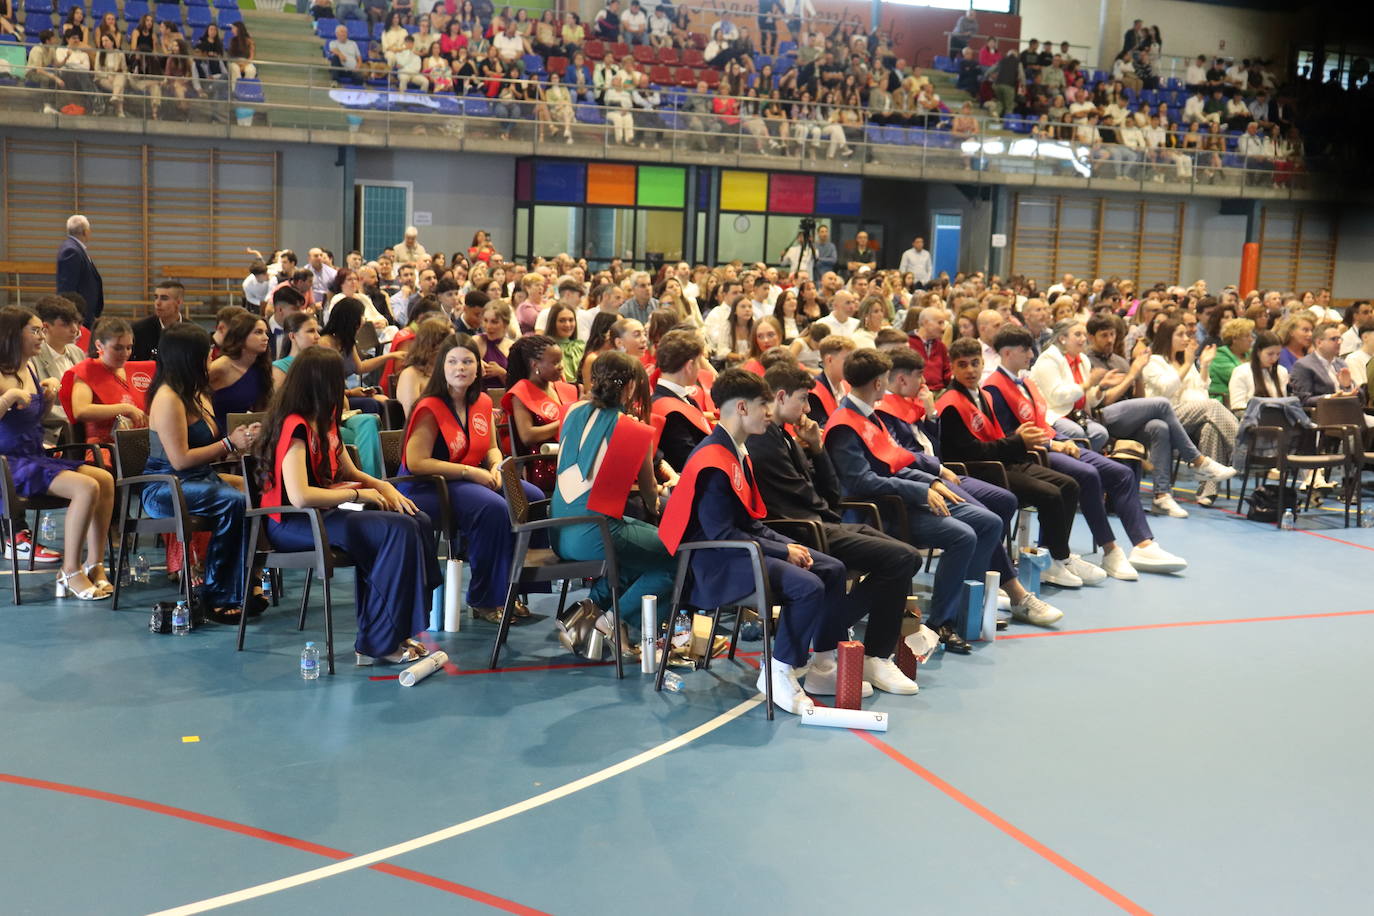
[56, 569, 110, 601]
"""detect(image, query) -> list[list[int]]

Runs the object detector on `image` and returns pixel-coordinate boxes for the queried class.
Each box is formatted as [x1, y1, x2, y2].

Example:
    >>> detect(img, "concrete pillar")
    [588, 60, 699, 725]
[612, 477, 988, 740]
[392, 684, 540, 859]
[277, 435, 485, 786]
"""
[1097, 0, 1125, 72]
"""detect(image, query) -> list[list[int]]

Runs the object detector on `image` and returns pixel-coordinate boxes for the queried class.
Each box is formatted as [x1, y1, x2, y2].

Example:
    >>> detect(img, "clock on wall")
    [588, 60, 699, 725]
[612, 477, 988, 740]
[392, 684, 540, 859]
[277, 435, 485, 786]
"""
[733, 214, 751, 233]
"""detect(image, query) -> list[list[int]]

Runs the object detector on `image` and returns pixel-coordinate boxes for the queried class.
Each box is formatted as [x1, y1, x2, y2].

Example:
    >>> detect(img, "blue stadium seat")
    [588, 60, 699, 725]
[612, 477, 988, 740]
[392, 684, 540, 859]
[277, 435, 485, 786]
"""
[186, 6, 212, 28]
[521, 53, 544, 76]
[185, 0, 210, 6]
[1167, 106, 1182, 123]
[777, 41, 796, 57]
[155, 3, 180, 24]
[882, 125, 906, 145]
[233, 78, 264, 102]
[57, 0, 82, 16]
[753, 54, 770, 71]
[1222, 153, 1242, 168]
[1091, 69, 1106, 84]
[91, 0, 117, 18]
[574, 102, 604, 124]
[1166, 77, 1183, 92]
[316, 17, 338, 38]
[864, 124, 883, 145]
[23, 0, 52, 13]
[933, 55, 955, 73]
[1225, 131, 1240, 151]
[1141, 89, 1160, 106]
[217, 9, 239, 28]
[906, 127, 927, 147]
[346, 19, 369, 40]
[462, 97, 491, 117]
[123, 0, 150, 20]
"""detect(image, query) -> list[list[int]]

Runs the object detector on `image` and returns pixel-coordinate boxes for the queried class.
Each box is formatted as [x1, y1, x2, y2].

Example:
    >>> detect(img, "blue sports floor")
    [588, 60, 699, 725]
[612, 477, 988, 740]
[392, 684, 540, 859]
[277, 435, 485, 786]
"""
[2, 483, 1372, 916]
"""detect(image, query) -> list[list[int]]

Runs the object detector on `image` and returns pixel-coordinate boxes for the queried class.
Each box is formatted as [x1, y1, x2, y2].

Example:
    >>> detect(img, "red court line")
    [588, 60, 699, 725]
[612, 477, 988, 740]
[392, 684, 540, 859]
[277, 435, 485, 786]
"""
[0, 772, 550, 915]
[1298, 530, 1374, 553]
[997, 608, 1374, 641]
[850, 732, 1153, 915]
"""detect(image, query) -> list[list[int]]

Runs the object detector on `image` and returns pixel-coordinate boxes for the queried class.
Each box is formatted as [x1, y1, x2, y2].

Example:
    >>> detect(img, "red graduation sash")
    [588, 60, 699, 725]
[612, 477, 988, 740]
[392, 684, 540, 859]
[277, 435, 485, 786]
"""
[651, 392, 713, 437]
[60, 358, 155, 442]
[406, 392, 494, 467]
[823, 406, 917, 473]
[379, 326, 415, 391]
[585, 414, 657, 518]
[262, 414, 342, 522]
[935, 388, 1005, 443]
[658, 442, 767, 555]
[648, 367, 718, 417]
[501, 378, 578, 425]
[982, 370, 1054, 436]
[874, 393, 920, 425]
[740, 358, 765, 376]
[810, 376, 841, 416]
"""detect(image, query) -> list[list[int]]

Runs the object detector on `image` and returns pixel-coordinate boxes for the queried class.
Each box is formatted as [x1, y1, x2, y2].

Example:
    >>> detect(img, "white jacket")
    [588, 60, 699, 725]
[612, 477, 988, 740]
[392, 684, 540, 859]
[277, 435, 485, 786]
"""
[1027, 344, 1097, 423]
[1142, 354, 1208, 403]
[1227, 362, 1288, 412]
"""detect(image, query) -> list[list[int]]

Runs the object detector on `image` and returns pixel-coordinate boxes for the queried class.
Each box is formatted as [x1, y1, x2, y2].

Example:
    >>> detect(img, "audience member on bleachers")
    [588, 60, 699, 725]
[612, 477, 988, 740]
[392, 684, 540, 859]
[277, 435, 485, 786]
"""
[1275, 312, 1313, 370]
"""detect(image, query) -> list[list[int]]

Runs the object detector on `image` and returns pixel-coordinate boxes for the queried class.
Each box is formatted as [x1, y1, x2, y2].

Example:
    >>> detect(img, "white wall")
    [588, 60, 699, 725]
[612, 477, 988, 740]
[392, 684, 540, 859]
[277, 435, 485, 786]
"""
[1333, 210, 1374, 299]
[1179, 199, 1247, 290]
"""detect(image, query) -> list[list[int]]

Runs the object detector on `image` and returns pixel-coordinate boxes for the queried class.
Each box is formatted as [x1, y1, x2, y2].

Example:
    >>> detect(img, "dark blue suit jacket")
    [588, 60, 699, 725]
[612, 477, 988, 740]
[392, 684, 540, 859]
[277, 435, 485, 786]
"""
[1289, 352, 1358, 407]
[825, 396, 937, 531]
[679, 426, 795, 608]
[55, 236, 104, 326]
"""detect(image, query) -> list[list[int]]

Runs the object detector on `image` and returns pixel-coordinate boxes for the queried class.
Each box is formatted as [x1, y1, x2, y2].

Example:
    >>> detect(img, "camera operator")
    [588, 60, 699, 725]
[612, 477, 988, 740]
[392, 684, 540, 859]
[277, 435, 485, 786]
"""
[781, 218, 819, 280]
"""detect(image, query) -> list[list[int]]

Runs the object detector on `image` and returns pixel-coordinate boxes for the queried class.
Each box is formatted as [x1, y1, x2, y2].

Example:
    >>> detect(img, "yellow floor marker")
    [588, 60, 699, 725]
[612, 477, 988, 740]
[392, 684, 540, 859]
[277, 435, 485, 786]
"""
[181, 736, 200, 744]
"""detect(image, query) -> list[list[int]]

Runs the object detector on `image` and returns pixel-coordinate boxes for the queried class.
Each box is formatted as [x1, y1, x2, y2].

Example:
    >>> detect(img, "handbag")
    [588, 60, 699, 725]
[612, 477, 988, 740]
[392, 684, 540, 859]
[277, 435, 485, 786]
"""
[1245, 483, 1298, 523]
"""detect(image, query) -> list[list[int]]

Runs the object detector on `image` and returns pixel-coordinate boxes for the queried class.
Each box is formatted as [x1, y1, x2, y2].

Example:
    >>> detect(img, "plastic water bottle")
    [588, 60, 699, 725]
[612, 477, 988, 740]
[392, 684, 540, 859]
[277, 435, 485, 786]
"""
[662, 670, 685, 692]
[171, 599, 190, 636]
[1281, 509, 1296, 531]
[259, 569, 273, 600]
[1362, 506, 1374, 529]
[670, 609, 692, 649]
[300, 642, 320, 680]
[133, 553, 151, 584]
[38, 514, 57, 546]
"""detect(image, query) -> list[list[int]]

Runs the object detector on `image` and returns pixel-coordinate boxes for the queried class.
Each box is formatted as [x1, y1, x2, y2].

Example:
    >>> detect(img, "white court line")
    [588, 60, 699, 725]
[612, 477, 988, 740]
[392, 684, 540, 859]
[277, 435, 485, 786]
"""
[148, 694, 765, 916]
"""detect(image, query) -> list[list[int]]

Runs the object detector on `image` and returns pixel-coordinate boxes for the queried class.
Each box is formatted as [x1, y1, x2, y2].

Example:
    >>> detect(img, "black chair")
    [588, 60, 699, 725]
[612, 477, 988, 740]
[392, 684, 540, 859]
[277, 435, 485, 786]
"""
[1235, 403, 1352, 529]
[110, 428, 220, 611]
[1313, 395, 1370, 513]
[0, 441, 102, 605]
[654, 538, 777, 719]
[378, 429, 454, 560]
[237, 454, 356, 675]
[488, 454, 626, 677]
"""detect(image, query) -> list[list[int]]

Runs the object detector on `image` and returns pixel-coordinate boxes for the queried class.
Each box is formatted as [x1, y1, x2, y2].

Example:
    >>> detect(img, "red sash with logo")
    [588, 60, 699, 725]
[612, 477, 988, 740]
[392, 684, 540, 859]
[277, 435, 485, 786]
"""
[379, 327, 415, 393]
[406, 393, 494, 467]
[740, 359, 764, 376]
[501, 379, 578, 427]
[874, 393, 920, 425]
[810, 376, 840, 417]
[983, 370, 1054, 436]
[823, 406, 917, 473]
[659, 442, 767, 554]
[648, 368, 718, 417]
[935, 389, 1005, 443]
[60, 358, 155, 443]
[651, 393, 713, 437]
[262, 414, 343, 522]
[586, 414, 657, 518]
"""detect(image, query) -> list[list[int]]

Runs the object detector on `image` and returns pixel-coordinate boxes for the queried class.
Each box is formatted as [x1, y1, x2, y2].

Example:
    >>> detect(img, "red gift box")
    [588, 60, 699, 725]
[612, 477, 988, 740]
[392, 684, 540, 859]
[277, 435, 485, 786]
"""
[834, 640, 865, 710]
[895, 636, 919, 681]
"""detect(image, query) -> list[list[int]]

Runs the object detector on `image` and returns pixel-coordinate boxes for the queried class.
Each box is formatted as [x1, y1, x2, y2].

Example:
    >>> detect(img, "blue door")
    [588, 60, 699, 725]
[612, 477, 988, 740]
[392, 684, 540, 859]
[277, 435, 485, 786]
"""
[931, 212, 961, 281]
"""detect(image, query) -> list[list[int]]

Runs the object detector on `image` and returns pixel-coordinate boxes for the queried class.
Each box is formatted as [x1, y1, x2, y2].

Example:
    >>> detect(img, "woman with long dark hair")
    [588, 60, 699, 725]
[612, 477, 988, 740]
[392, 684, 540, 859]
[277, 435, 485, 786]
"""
[254, 347, 438, 664]
[398, 335, 541, 624]
[1229, 329, 1288, 412]
[396, 316, 456, 417]
[142, 323, 259, 620]
[209, 312, 272, 434]
[542, 300, 584, 384]
[578, 311, 619, 389]
[318, 296, 406, 422]
[0, 307, 115, 599]
[500, 334, 578, 492]
[550, 350, 670, 658]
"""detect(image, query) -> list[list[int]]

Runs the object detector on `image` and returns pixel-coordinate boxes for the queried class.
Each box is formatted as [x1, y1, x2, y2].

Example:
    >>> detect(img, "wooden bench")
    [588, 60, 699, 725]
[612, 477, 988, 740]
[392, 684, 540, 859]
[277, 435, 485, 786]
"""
[0, 260, 57, 307]
[160, 265, 248, 317]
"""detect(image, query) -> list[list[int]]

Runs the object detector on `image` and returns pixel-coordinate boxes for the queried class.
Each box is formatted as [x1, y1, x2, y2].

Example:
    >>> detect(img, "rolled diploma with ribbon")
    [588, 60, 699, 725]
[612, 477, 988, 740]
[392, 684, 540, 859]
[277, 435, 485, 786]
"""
[443, 559, 463, 632]
[399, 650, 450, 687]
[980, 570, 1000, 642]
[640, 595, 656, 674]
[800, 706, 888, 732]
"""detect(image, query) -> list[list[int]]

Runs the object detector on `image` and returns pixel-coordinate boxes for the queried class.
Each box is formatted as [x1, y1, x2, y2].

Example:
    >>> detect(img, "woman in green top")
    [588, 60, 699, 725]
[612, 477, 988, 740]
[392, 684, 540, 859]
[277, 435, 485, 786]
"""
[271, 312, 385, 477]
[1208, 317, 1254, 403]
[543, 301, 585, 386]
[550, 351, 673, 660]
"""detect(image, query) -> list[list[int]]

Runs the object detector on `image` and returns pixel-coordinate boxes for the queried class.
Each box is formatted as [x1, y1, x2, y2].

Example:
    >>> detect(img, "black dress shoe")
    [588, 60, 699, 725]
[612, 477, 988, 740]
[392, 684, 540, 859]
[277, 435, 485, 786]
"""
[938, 625, 973, 655]
[996, 617, 1009, 631]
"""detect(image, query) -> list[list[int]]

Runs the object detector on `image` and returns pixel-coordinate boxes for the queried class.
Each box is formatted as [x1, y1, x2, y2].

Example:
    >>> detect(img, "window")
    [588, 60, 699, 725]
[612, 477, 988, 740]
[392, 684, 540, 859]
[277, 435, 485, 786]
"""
[532, 205, 583, 260]
[880, 0, 1012, 13]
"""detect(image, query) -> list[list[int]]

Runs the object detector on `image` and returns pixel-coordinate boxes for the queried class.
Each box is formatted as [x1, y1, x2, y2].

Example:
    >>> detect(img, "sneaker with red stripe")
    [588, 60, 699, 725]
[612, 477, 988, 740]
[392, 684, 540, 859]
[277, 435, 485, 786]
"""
[4, 531, 62, 565]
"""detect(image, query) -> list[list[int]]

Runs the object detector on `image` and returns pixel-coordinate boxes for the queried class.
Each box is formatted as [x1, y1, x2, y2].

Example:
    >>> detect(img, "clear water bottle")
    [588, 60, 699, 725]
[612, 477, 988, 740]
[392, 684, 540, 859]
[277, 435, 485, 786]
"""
[38, 514, 57, 546]
[259, 569, 273, 600]
[670, 609, 691, 649]
[300, 642, 320, 680]
[133, 553, 151, 583]
[171, 599, 190, 636]
[1281, 508, 1296, 531]
[662, 670, 685, 692]
[1362, 506, 1374, 529]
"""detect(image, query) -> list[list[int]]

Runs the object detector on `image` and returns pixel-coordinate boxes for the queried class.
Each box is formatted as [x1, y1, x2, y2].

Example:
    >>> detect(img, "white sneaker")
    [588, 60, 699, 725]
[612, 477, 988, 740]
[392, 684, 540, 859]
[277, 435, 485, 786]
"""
[1066, 554, 1107, 586]
[1100, 546, 1139, 581]
[1193, 457, 1237, 482]
[802, 650, 872, 697]
[43, 104, 59, 114]
[1010, 593, 1064, 626]
[863, 655, 919, 695]
[756, 659, 815, 715]
[1042, 558, 1083, 588]
[1153, 494, 1189, 518]
[1128, 541, 1188, 573]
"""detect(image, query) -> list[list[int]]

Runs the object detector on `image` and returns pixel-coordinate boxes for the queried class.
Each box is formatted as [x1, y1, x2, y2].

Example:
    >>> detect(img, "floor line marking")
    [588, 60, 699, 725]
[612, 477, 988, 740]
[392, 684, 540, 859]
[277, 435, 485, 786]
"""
[997, 608, 1374, 641]
[146, 694, 765, 915]
[1297, 530, 1374, 553]
[851, 731, 1153, 915]
[0, 773, 545, 916]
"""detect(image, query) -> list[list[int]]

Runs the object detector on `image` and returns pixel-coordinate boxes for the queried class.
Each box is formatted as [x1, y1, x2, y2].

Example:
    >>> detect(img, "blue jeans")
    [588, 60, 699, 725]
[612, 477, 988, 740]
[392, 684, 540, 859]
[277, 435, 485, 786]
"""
[1060, 398, 1200, 495]
[904, 499, 1003, 631]
[142, 474, 246, 607]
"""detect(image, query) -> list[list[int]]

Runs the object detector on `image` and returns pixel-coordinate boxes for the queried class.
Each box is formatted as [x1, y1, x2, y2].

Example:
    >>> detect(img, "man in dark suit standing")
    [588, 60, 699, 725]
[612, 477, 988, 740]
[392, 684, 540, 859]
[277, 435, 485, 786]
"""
[132, 280, 186, 361]
[1291, 321, 1362, 406]
[54, 214, 104, 327]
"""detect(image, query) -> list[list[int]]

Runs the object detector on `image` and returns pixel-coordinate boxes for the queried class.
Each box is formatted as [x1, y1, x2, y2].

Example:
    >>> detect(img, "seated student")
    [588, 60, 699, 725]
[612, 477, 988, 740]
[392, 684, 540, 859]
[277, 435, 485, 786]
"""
[936, 337, 1101, 588]
[0, 306, 115, 600]
[748, 362, 922, 695]
[31, 295, 86, 447]
[380, 295, 443, 396]
[1036, 317, 1235, 518]
[982, 326, 1188, 577]
[265, 284, 313, 361]
[475, 299, 513, 393]
[652, 329, 715, 473]
[551, 351, 674, 659]
[395, 316, 455, 417]
[273, 312, 385, 479]
[398, 334, 543, 625]
[543, 297, 586, 385]
[66, 316, 153, 446]
[828, 348, 1062, 650]
[501, 334, 580, 493]
[255, 347, 439, 665]
[806, 333, 856, 425]
[209, 312, 273, 435]
[317, 296, 407, 420]
[659, 369, 849, 715]
[578, 311, 620, 390]
[211, 305, 249, 357]
[142, 323, 264, 622]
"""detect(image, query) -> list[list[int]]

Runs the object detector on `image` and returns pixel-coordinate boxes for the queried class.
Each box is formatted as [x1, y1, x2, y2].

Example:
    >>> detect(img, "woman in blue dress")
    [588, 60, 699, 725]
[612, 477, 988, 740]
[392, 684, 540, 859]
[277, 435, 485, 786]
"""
[143, 323, 262, 622]
[0, 306, 115, 600]
[254, 347, 439, 665]
[209, 312, 272, 434]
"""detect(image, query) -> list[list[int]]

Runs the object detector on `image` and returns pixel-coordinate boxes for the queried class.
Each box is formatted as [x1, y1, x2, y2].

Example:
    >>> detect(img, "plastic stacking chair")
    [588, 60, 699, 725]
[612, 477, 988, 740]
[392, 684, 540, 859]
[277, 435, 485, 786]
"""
[377, 428, 453, 560]
[109, 428, 218, 611]
[488, 455, 625, 677]
[1235, 403, 1352, 529]
[654, 537, 777, 719]
[1312, 395, 1370, 515]
[0, 441, 102, 605]
[238, 454, 356, 675]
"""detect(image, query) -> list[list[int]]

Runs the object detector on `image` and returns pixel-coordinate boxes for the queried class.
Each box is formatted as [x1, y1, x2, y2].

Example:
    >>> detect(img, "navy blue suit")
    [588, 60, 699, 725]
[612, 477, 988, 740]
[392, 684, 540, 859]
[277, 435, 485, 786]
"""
[677, 427, 846, 667]
[55, 235, 104, 326]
